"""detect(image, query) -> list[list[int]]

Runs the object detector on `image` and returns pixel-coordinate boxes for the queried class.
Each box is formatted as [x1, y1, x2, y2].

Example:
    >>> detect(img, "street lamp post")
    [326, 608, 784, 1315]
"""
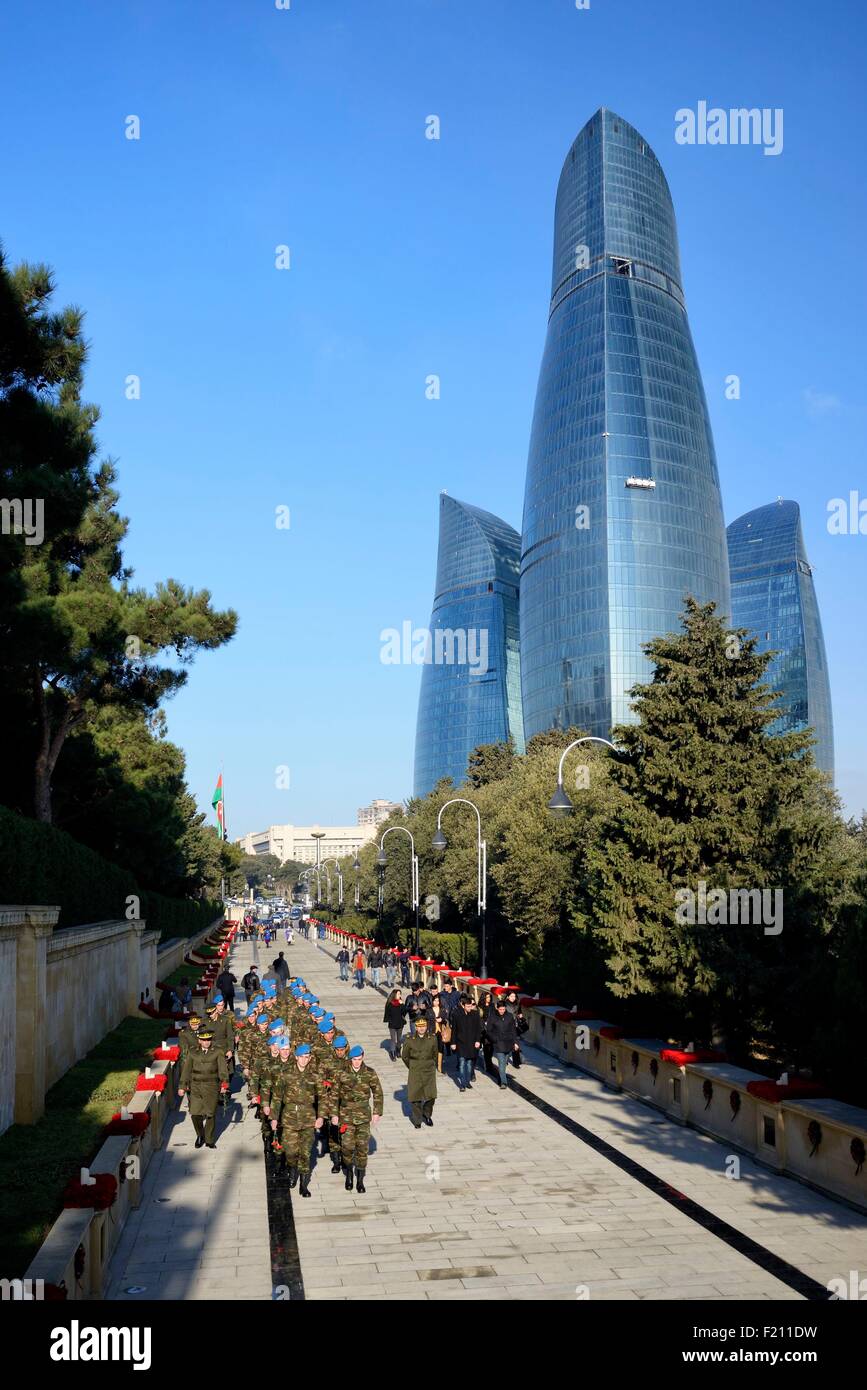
[547, 736, 619, 815]
[320, 858, 344, 911]
[377, 827, 419, 954]
[432, 798, 488, 978]
[353, 854, 361, 909]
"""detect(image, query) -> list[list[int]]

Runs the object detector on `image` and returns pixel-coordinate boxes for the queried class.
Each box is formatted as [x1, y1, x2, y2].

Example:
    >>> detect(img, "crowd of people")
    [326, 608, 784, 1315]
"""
[172, 928, 529, 1194]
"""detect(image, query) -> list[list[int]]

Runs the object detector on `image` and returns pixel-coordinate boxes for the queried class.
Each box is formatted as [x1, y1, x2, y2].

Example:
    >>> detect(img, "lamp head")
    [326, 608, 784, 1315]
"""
[431, 828, 447, 852]
[547, 784, 574, 817]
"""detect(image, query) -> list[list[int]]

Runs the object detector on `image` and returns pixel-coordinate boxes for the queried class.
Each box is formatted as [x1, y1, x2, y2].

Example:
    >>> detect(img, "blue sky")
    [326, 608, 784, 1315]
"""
[2, 0, 865, 833]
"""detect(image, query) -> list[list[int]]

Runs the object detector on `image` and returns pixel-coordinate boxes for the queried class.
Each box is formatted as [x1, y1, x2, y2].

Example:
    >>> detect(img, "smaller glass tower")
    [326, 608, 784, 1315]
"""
[727, 499, 834, 778]
[413, 495, 524, 797]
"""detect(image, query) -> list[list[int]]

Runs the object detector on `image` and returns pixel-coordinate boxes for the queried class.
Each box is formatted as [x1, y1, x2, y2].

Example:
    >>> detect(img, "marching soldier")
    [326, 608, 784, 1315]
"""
[311, 1018, 340, 1160]
[178, 1027, 229, 1148]
[262, 1034, 294, 1157]
[204, 995, 234, 1065]
[333, 1044, 383, 1193]
[269, 1042, 323, 1197]
[401, 1013, 438, 1129]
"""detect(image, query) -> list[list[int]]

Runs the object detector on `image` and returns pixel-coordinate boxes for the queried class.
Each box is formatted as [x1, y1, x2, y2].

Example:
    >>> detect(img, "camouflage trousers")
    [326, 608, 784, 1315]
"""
[281, 1124, 315, 1175]
[340, 1119, 371, 1171]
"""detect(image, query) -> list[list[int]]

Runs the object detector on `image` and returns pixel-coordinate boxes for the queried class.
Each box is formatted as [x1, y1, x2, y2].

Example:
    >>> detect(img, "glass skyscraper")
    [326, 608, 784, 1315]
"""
[520, 108, 730, 740]
[413, 494, 524, 798]
[727, 500, 834, 778]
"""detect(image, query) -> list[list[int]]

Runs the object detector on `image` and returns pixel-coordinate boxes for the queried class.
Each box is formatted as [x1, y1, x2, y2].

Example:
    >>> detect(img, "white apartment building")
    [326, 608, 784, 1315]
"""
[357, 799, 402, 826]
[236, 822, 376, 864]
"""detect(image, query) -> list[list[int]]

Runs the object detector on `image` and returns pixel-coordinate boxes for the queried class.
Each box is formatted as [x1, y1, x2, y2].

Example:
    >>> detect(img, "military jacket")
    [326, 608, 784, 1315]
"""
[180, 1046, 229, 1114]
[272, 1065, 319, 1127]
[335, 1062, 384, 1121]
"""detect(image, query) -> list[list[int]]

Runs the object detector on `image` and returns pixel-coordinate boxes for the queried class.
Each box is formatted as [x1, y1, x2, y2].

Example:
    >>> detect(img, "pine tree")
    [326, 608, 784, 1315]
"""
[588, 597, 848, 1056]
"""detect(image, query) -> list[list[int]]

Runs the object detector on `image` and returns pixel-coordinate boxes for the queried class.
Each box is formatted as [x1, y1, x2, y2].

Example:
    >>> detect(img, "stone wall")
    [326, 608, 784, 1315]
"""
[0, 906, 163, 1131]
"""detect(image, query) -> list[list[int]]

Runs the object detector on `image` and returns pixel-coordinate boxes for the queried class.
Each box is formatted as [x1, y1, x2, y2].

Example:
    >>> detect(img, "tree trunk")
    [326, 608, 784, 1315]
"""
[33, 675, 84, 824]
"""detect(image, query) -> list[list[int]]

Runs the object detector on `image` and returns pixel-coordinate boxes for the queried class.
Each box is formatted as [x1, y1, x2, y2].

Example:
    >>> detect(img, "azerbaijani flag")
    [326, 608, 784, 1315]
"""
[212, 774, 225, 840]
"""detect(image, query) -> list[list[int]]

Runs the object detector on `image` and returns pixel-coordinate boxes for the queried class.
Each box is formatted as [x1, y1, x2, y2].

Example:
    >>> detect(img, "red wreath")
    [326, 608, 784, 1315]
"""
[660, 1048, 727, 1066]
[153, 1046, 180, 1062]
[135, 1074, 168, 1093]
[63, 1173, 118, 1210]
[104, 1112, 150, 1138]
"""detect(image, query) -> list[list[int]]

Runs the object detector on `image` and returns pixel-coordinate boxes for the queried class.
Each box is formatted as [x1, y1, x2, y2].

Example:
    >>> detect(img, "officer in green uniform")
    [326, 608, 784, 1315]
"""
[178, 1028, 229, 1148]
[177, 1012, 202, 1063]
[333, 1044, 384, 1193]
[205, 995, 234, 1062]
[269, 1042, 323, 1196]
[401, 1014, 438, 1128]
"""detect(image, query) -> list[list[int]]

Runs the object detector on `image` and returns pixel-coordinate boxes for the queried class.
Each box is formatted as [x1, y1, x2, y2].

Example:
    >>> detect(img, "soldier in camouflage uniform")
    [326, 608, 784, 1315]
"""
[333, 1044, 383, 1194]
[269, 1042, 323, 1196]
[310, 1018, 341, 1162]
[236, 1010, 259, 1080]
[257, 1030, 285, 1140]
[261, 1034, 294, 1156]
[248, 1016, 281, 1109]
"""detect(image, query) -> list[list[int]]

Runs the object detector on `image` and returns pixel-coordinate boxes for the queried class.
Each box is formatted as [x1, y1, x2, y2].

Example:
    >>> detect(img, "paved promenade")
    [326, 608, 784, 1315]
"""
[105, 931, 867, 1301]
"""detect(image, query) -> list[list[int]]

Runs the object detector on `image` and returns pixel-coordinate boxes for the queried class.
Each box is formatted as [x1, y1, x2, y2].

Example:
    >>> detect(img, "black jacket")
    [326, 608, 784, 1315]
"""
[451, 1007, 483, 1057]
[242, 971, 260, 993]
[440, 989, 461, 1022]
[405, 990, 432, 1018]
[485, 1010, 518, 1052]
[383, 999, 407, 1029]
[216, 970, 236, 996]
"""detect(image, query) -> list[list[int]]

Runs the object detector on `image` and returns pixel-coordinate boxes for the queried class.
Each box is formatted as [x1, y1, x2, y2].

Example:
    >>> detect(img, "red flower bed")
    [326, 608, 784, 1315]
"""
[746, 1079, 827, 1102]
[660, 1048, 727, 1067]
[153, 1046, 180, 1062]
[63, 1173, 117, 1210]
[135, 1074, 167, 1093]
[599, 1025, 623, 1039]
[520, 996, 559, 1008]
[104, 1112, 150, 1138]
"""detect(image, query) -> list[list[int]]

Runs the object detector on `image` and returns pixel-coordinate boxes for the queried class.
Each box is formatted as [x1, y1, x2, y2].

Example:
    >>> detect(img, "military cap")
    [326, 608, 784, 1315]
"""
[268, 1018, 285, 1031]
[198, 1028, 215, 1041]
[295, 1043, 311, 1056]
[334, 1036, 348, 1049]
[348, 1045, 364, 1058]
[317, 1020, 334, 1034]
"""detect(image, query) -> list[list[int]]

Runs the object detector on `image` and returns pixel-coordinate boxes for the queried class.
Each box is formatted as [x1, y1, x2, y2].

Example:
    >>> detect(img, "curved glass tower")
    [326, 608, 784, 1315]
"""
[727, 499, 834, 778]
[520, 108, 730, 739]
[414, 495, 524, 798]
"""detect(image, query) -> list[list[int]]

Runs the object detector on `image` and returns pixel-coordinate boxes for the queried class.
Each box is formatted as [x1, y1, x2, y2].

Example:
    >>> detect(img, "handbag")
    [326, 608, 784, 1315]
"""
[439, 1021, 452, 1044]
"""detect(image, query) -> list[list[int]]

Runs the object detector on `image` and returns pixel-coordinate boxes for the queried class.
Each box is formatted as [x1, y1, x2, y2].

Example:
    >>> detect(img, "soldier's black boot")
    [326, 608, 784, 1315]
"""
[355, 1166, 366, 1194]
[299, 1174, 311, 1198]
[343, 1163, 354, 1191]
[331, 1153, 342, 1173]
[287, 1165, 299, 1188]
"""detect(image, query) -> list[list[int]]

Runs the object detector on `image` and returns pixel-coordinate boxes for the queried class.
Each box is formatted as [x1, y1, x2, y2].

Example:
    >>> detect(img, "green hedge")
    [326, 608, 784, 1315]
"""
[316, 912, 478, 971]
[0, 805, 220, 940]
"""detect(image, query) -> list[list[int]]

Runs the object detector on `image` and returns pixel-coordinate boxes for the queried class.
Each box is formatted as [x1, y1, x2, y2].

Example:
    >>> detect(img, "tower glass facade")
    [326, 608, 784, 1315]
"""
[413, 495, 524, 798]
[520, 108, 730, 739]
[727, 500, 834, 777]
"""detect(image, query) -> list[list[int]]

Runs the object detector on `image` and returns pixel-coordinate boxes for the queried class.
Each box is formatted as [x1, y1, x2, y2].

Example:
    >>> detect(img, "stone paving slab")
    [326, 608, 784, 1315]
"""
[282, 935, 837, 1301]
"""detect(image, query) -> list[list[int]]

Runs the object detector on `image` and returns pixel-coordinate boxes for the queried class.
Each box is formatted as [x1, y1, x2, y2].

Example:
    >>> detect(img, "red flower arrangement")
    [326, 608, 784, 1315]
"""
[599, 1025, 623, 1039]
[660, 1048, 727, 1067]
[135, 1074, 168, 1093]
[63, 1173, 118, 1210]
[104, 1112, 150, 1138]
[520, 996, 559, 1008]
[746, 1079, 827, 1102]
[153, 1046, 180, 1062]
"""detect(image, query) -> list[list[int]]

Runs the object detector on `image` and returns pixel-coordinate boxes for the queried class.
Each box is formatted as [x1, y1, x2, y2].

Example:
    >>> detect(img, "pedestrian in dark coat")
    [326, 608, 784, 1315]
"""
[400, 1015, 438, 1127]
[272, 952, 290, 987]
[485, 1001, 519, 1088]
[383, 989, 407, 1060]
[451, 996, 483, 1091]
[216, 969, 237, 1012]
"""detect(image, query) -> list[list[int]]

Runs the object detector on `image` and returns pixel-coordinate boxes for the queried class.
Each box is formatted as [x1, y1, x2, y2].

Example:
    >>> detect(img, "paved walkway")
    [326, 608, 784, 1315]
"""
[106, 931, 867, 1301]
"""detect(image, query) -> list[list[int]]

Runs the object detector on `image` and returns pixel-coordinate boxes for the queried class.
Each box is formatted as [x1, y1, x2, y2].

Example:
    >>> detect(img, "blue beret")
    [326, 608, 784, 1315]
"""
[295, 1043, 311, 1056]
[348, 1045, 364, 1059]
[318, 1020, 334, 1034]
[268, 1018, 284, 1031]
[334, 1036, 348, 1049]
[211, 993, 223, 1003]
